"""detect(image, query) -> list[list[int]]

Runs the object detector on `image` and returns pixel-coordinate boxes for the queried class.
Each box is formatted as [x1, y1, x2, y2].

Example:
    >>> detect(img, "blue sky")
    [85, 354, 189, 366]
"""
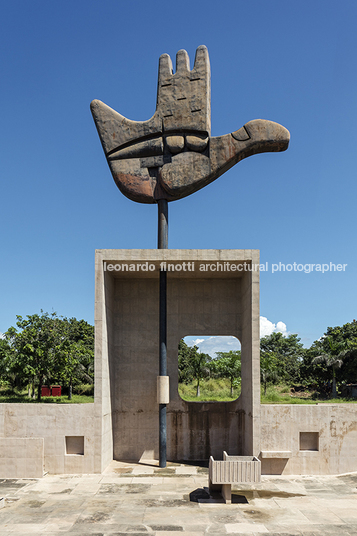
[1, 0, 356, 348]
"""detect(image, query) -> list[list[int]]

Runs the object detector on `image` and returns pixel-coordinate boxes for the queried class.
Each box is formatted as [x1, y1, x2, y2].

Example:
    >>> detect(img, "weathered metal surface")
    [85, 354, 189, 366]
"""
[91, 46, 290, 204]
[159, 264, 167, 467]
[158, 202, 168, 467]
[157, 199, 168, 249]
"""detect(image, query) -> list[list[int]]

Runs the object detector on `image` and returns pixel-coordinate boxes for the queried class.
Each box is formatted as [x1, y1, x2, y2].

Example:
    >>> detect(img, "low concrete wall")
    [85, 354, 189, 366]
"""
[0, 437, 44, 478]
[2, 248, 356, 477]
[0, 403, 101, 476]
[260, 404, 357, 475]
[167, 402, 245, 461]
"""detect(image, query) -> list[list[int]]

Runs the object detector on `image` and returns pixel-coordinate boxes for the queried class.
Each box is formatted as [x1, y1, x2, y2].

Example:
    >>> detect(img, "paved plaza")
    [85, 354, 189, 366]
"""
[1, 461, 357, 535]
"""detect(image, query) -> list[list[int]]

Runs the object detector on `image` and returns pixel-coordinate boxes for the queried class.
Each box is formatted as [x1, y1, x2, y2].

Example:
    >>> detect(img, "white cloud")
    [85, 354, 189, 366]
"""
[185, 335, 240, 357]
[0, 332, 4, 339]
[276, 321, 288, 336]
[260, 317, 289, 338]
[183, 317, 289, 356]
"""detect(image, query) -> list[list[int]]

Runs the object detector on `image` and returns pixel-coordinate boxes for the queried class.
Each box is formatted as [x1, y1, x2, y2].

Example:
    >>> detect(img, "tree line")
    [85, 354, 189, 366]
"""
[179, 320, 357, 398]
[179, 339, 241, 397]
[0, 312, 94, 400]
[2, 311, 357, 401]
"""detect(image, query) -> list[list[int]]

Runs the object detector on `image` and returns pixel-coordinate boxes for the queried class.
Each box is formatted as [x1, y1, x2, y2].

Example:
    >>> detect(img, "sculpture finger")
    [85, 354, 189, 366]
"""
[90, 99, 161, 155]
[159, 120, 289, 201]
[210, 120, 290, 178]
[176, 49, 190, 72]
[91, 99, 165, 204]
[157, 53, 173, 93]
[193, 45, 210, 72]
[156, 46, 211, 136]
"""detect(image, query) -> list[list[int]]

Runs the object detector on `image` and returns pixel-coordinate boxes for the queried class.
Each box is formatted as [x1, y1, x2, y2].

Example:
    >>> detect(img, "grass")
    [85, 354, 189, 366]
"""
[0, 387, 94, 404]
[2, 382, 356, 405]
[179, 380, 357, 404]
[261, 384, 312, 404]
[179, 378, 240, 401]
[261, 383, 357, 404]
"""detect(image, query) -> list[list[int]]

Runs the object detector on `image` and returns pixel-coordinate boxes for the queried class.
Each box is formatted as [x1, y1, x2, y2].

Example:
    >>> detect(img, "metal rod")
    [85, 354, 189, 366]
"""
[158, 199, 168, 249]
[158, 199, 168, 468]
[159, 269, 167, 377]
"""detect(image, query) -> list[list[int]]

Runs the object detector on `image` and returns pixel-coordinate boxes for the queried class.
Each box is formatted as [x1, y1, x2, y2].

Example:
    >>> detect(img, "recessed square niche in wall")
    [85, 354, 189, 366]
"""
[300, 432, 319, 451]
[65, 436, 84, 455]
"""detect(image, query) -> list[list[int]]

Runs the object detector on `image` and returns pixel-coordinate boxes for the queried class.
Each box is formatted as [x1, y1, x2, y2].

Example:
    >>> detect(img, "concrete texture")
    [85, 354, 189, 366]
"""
[209, 454, 261, 504]
[0, 403, 101, 476]
[1, 248, 357, 478]
[0, 248, 260, 477]
[1, 461, 357, 535]
[91, 46, 289, 203]
[0, 438, 44, 478]
[95, 249, 261, 463]
[260, 404, 357, 475]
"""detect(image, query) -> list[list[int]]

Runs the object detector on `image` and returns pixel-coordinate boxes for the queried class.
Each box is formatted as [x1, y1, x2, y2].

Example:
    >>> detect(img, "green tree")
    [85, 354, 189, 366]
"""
[260, 351, 279, 395]
[0, 338, 14, 387]
[212, 351, 241, 396]
[178, 339, 210, 396]
[3, 312, 95, 400]
[323, 320, 357, 345]
[191, 349, 211, 397]
[322, 321, 357, 387]
[178, 339, 194, 384]
[260, 332, 304, 384]
[5, 312, 63, 400]
[56, 339, 94, 399]
[61, 317, 94, 352]
[57, 317, 94, 398]
[302, 321, 357, 395]
[312, 337, 350, 398]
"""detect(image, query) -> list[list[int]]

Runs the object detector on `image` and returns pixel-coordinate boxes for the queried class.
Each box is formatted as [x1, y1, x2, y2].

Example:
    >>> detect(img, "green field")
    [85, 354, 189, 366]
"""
[1, 381, 356, 404]
[0, 387, 94, 404]
[178, 379, 357, 404]
[178, 378, 240, 402]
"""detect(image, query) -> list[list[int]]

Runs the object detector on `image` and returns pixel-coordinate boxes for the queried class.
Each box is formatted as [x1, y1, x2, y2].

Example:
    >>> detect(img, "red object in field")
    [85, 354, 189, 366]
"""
[51, 385, 62, 397]
[41, 386, 51, 397]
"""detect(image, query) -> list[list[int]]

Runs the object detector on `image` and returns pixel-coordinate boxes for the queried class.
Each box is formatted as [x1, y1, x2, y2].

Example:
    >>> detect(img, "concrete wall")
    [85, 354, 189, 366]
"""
[95, 249, 261, 462]
[0, 403, 101, 476]
[1, 248, 356, 477]
[260, 404, 357, 475]
[0, 437, 44, 478]
[94, 250, 115, 472]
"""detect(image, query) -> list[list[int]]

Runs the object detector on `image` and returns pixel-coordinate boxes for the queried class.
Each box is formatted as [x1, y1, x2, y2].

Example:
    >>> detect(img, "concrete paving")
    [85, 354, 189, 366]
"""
[1, 461, 357, 535]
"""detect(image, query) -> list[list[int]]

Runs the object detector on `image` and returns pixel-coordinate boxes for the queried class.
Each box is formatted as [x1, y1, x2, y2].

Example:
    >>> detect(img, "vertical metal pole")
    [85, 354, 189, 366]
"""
[158, 199, 168, 250]
[158, 199, 168, 467]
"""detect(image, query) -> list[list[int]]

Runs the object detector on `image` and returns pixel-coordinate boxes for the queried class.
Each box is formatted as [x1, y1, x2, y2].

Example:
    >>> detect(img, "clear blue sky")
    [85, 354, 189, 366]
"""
[1, 0, 356, 348]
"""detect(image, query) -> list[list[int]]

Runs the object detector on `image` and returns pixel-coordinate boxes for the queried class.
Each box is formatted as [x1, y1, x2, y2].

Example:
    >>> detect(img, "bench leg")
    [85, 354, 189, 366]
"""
[208, 478, 222, 492]
[222, 484, 231, 504]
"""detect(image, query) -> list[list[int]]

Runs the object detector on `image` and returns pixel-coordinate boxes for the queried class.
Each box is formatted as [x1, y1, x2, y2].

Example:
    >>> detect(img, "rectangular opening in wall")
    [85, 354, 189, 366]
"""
[65, 436, 84, 455]
[300, 432, 319, 451]
[178, 336, 241, 401]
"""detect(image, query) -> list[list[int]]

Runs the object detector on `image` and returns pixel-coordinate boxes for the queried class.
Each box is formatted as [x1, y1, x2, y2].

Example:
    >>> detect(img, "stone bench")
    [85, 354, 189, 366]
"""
[209, 452, 261, 503]
[260, 451, 292, 458]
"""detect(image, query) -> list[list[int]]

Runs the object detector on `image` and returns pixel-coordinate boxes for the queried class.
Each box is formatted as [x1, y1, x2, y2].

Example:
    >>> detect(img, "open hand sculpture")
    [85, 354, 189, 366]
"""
[91, 46, 289, 204]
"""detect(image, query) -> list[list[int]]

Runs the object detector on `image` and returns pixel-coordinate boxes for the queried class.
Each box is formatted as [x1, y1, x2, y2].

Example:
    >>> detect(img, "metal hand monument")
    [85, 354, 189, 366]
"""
[91, 45, 289, 205]
[91, 46, 289, 467]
